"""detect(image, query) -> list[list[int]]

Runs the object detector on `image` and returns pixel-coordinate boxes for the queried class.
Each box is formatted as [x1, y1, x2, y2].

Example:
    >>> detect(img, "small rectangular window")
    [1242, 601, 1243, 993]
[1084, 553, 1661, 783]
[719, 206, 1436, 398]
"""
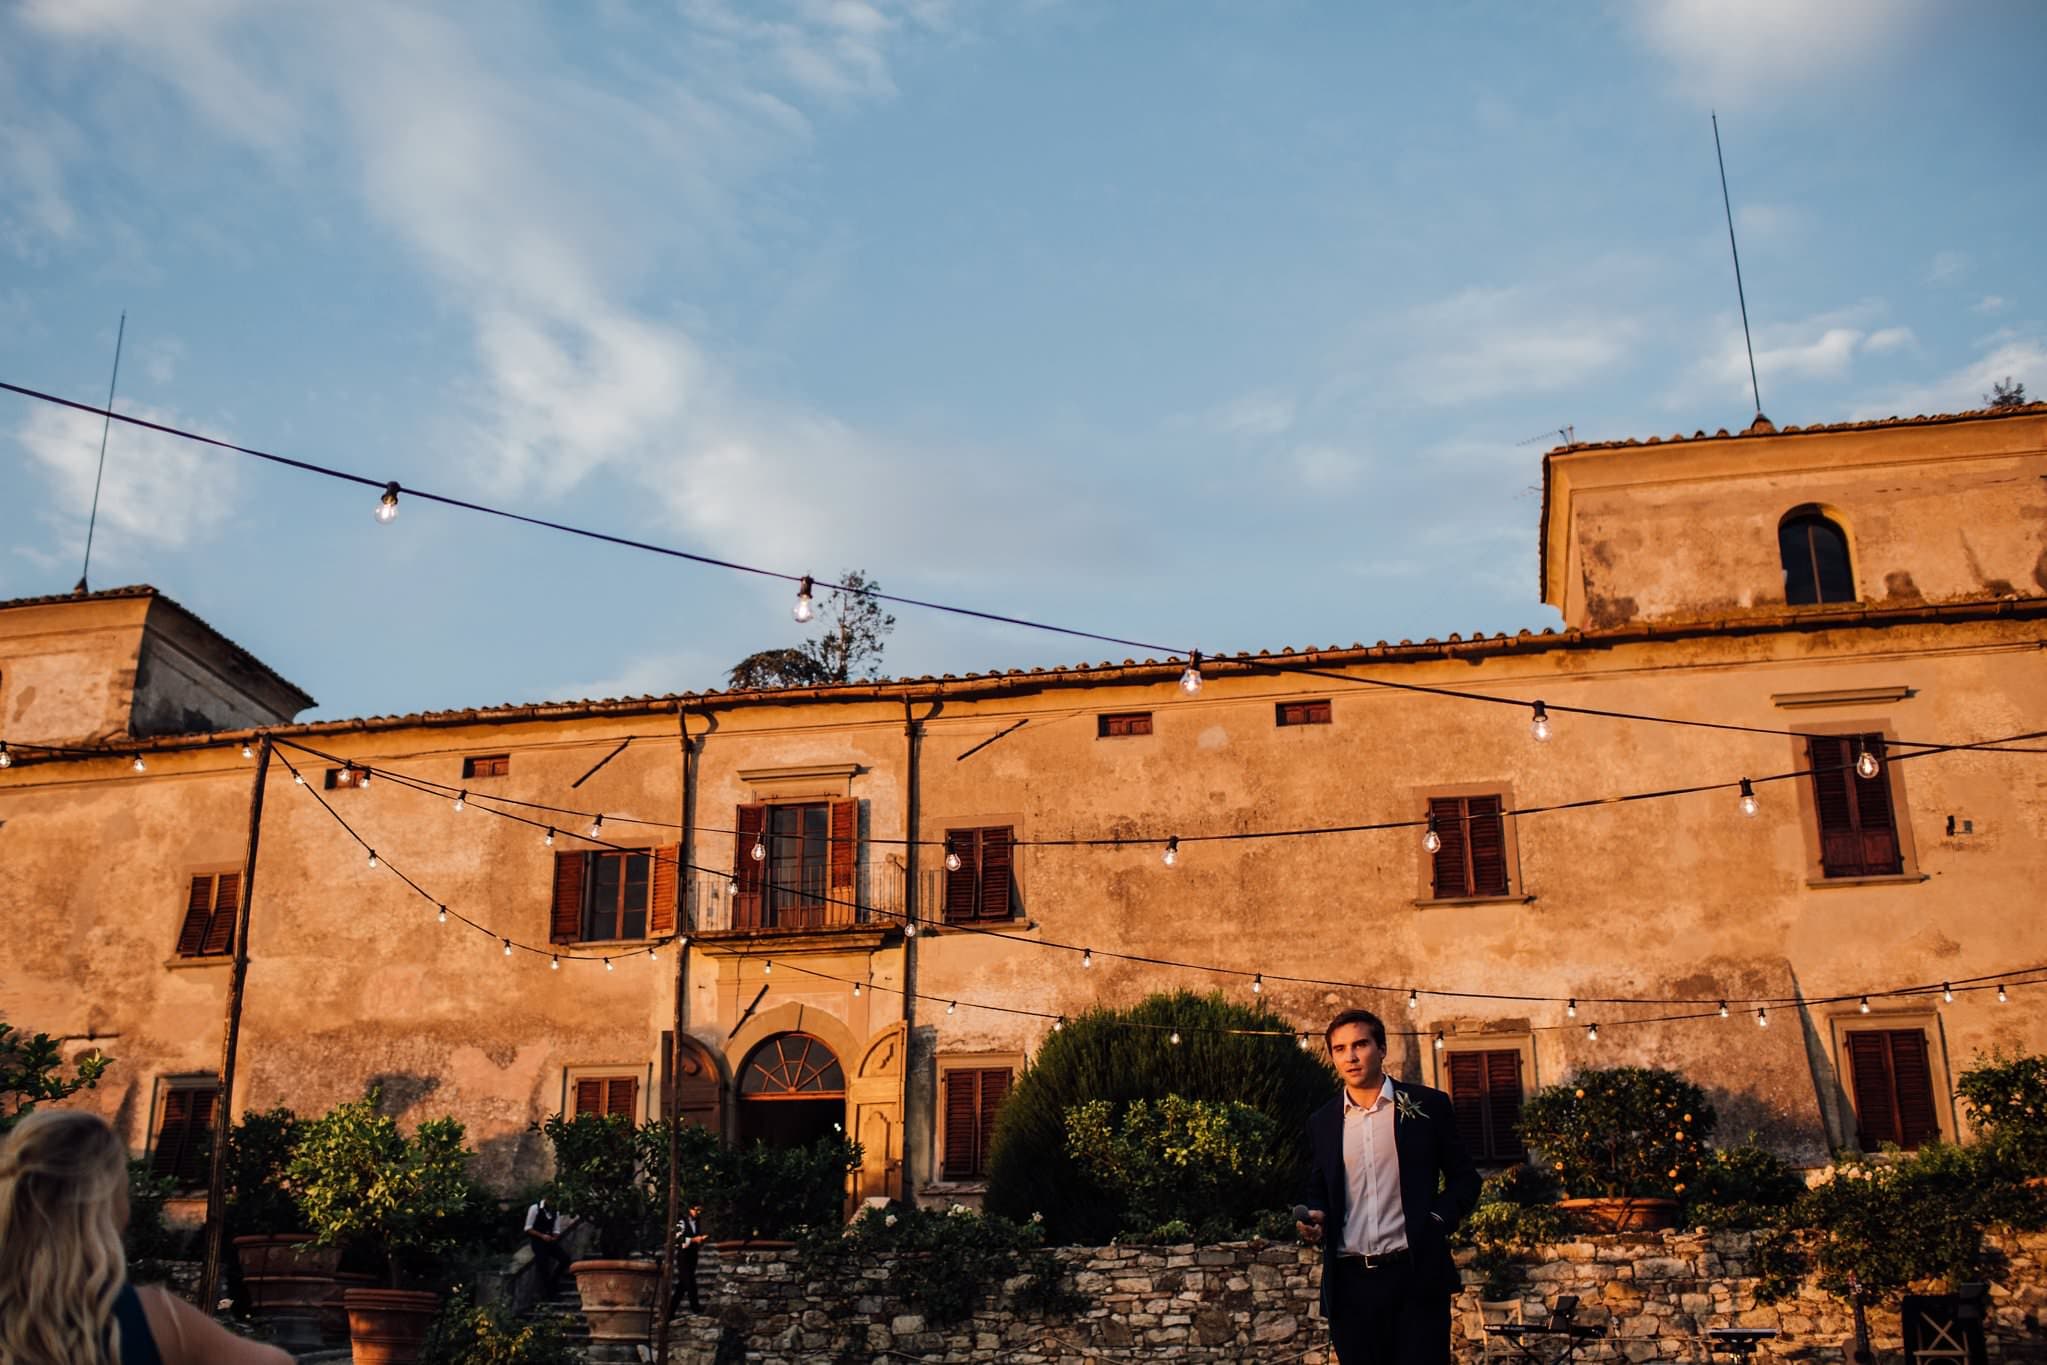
[942, 1067, 1012, 1179]
[1446, 1049, 1527, 1162]
[943, 827, 1016, 923]
[151, 1081, 220, 1187]
[1808, 734, 1903, 878]
[174, 872, 240, 957]
[1427, 795, 1511, 899]
[583, 850, 652, 942]
[572, 1075, 640, 1119]
[1276, 700, 1332, 727]
[1097, 712, 1153, 738]
[323, 766, 369, 790]
[463, 754, 512, 779]
[1846, 1029, 1939, 1151]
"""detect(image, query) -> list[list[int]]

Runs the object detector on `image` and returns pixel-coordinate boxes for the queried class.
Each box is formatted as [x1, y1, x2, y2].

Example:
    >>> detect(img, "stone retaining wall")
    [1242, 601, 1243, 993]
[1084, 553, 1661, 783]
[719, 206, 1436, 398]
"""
[664, 1232, 2047, 1364]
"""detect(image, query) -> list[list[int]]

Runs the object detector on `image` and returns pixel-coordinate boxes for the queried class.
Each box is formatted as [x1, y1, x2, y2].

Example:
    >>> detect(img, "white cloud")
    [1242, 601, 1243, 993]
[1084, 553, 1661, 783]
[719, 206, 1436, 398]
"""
[543, 647, 723, 703]
[1678, 302, 1903, 405]
[15, 401, 240, 558]
[1974, 295, 2009, 314]
[1207, 391, 1296, 438]
[1289, 443, 1366, 491]
[1850, 338, 2047, 420]
[1394, 285, 1640, 405]
[1633, 0, 1933, 104]
[1862, 326, 1914, 354]
[1929, 250, 1969, 283]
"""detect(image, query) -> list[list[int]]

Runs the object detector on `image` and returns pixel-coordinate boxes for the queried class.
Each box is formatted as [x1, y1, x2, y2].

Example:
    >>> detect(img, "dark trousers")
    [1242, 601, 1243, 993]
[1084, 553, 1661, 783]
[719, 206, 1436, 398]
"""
[668, 1246, 702, 1315]
[1327, 1257, 1451, 1365]
[528, 1234, 572, 1294]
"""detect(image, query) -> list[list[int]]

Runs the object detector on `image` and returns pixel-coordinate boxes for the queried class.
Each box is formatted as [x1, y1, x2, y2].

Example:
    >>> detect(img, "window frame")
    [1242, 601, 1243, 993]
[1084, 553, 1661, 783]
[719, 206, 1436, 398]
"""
[1096, 712, 1154, 739]
[173, 866, 242, 959]
[1275, 699, 1333, 727]
[146, 1075, 221, 1189]
[942, 825, 1018, 924]
[322, 766, 369, 790]
[1778, 505, 1858, 606]
[563, 1067, 649, 1122]
[1413, 784, 1528, 906]
[462, 753, 512, 779]
[936, 1055, 1021, 1183]
[1787, 723, 1923, 886]
[1432, 1036, 1534, 1164]
[583, 847, 654, 943]
[1826, 1011, 1952, 1151]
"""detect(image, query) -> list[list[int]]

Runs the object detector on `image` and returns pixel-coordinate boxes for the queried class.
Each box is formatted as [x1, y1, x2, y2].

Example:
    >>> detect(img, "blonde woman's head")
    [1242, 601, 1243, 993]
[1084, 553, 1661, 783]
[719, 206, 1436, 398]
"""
[0, 1108, 131, 1365]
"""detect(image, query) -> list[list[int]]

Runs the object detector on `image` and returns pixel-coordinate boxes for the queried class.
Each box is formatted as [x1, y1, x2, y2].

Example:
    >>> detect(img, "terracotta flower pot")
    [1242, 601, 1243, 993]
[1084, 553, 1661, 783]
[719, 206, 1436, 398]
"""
[571, 1258, 661, 1342]
[341, 1287, 441, 1365]
[233, 1234, 341, 1350]
[1556, 1196, 1680, 1232]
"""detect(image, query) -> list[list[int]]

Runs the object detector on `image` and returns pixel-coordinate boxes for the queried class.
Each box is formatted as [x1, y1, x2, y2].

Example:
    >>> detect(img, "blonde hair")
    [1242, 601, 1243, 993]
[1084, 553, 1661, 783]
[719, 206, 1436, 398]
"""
[0, 1108, 130, 1365]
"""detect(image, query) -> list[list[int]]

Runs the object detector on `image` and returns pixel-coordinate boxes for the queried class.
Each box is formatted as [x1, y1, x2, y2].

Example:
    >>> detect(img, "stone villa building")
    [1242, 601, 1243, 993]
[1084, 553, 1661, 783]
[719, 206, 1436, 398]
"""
[3, 403, 2044, 1217]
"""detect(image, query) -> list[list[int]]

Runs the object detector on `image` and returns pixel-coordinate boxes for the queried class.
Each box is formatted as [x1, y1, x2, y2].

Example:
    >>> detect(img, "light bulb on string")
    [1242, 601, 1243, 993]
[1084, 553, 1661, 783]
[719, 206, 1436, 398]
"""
[1054, 1017, 1066, 1033]
[763, 960, 772, 976]
[589, 814, 604, 839]
[502, 938, 513, 957]
[1433, 1031, 1445, 1051]
[367, 849, 378, 869]
[1179, 650, 1203, 695]
[1858, 996, 1871, 1014]
[357, 767, 371, 786]
[1082, 948, 1093, 969]
[726, 875, 738, 895]
[605, 957, 614, 973]
[1422, 813, 1441, 854]
[1169, 1031, 1181, 1045]
[792, 575, 815, 623]
[1530, 700, 1552, 743]
[1252, 974, 1263, 995]
[1162, 836, 1179, 868]
[1998, 985, 2008, 1003]
[294, 770, 306, 786]
[853, 980, 863, 998]
[750, 835, 766, 862]
[0, 742, 11, 768]
[1756, 1007, 1769, 1028]
[131, 754, 147, 774]
[647, 946, 658, 962]
[1856, 746, 1881, 780]
[1297, 1034, 1310, 1050]
[453, 790, 466, 813]
[1942, 983, 1954, 1003]
[374, 481, 401, 524]
[550, 955, 560, 971]
[1566, 998, 1577, 1019]
[1406, 989, 1418, 1011]
[943, 836, 961, 873]
[437, 904, 447, 924]
[1587, 1023, 1600, 1042]
[241, 742, 254, 760]
[544, 827, 555, 848]
[903, 917, 917, 938]
[1718, 1001, 1729, 1018]
[1738, 778, 1759, 818]
[946, 1000, 956, 1017]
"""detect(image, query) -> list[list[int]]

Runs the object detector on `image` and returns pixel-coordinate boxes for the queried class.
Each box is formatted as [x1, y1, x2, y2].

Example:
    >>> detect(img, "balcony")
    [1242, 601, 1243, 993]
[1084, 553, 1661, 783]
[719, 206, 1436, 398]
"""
[687, 860, 933, 937]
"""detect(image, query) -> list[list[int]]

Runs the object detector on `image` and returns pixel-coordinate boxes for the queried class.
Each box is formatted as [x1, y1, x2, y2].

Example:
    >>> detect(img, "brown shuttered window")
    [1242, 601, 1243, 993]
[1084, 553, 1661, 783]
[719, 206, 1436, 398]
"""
[323, 766, 369, 790]
[573, 1075, 640, 1120]
[1446, 1049, 1527, 1161]
[174, 872, 241, 957]
[1809, 735, 1903, 878]
[942, 1068, 1011, 1179]
[1847, 1029, 1940, 1151]
[1427, 796, 1511, 899]
[151, 1083, 219, 1186]
[1097, 712, 1153, 738]
[552, 848, 678, 942]
[462, 754, 511, 779]
[1275, 699, 1332, 727]
[733, 801, 859, 931]
[943, 827, 1016, 923]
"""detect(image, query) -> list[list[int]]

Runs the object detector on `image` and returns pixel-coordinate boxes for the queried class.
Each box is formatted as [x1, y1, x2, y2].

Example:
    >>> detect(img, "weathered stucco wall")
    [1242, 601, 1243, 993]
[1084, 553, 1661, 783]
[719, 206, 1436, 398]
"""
[0, 594, 150, 743]
[665, 1231, 2047, 1363]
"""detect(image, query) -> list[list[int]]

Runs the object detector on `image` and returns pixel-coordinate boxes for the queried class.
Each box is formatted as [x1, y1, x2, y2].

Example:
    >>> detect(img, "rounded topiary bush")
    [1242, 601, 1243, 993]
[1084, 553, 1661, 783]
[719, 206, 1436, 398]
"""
[1516, 1065, 1716, 1200]
[982, 990, 1335, 1243]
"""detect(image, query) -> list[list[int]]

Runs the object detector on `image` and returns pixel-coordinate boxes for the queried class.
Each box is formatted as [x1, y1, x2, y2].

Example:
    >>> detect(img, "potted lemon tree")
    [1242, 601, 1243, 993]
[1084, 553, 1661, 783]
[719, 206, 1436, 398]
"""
[1516, 1066, 1716, 1232]
[538, 1111, 665, 1347]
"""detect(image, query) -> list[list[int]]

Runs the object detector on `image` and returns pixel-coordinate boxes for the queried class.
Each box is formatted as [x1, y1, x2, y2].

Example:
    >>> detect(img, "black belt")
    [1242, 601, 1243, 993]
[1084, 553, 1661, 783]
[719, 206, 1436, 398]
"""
[1336, 1247, 1410, 1270]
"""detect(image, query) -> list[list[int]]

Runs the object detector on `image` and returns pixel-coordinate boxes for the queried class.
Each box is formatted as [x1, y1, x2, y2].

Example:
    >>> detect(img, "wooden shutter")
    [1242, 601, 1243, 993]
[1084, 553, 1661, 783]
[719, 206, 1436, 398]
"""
[979, 828, 1013, 921]
[202, 872, 240, 956]
[152, 1086, 217, 1185]
[1428, 797, 1469, 897]
[1466, 797, 1510, 897]
[829, 799, 858, 914]
[1849, 736, 1901, 874]
[1485, 1050, 1526, 1159]
[1889, 1030, 1939, 1149]
[1847, 1031, 1900, 1150]
[551, 852, 587, 943]
[649, 845, 679, 937]
[976, 1068, 1011, 1174]
[1446, 1052, 1488, 1155]
[176, 875, 215, 956]
[944, 829, 979, 922]
[574, 1078, 605, 1116]
[942, 1071, 978, 1178]
[1851, 1029, 1938, 1150]
[734, 804, 766, 929]
[662, 1032, 722, 1132]
[1810, 736, 1902, 878]
[605, 1077, 638, 1119]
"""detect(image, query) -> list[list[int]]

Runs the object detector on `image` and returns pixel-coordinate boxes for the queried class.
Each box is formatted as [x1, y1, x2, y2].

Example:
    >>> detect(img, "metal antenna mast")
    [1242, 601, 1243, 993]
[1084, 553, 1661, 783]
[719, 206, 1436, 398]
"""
[75, 310, 127, 593]
[1711, 114, 1762, 418]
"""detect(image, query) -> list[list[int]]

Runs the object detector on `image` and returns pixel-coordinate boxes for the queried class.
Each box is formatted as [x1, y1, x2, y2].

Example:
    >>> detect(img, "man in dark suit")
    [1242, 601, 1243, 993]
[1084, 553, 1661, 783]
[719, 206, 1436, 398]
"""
[667, 1201, 707, 1317]
[1296, 1008, 1481, 1365]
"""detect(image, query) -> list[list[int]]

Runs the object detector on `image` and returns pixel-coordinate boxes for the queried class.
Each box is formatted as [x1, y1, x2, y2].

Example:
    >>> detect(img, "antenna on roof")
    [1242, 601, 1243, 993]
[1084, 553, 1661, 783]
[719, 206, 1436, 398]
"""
[74, 310, 127, 595]
[1515, 425, 1574, 448]
[1712, 114, 1763, 420]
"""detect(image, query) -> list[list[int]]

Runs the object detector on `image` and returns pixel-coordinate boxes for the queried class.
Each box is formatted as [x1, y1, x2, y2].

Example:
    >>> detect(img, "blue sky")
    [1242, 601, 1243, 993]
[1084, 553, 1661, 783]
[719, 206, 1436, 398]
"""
[3, 1, 2042, 722]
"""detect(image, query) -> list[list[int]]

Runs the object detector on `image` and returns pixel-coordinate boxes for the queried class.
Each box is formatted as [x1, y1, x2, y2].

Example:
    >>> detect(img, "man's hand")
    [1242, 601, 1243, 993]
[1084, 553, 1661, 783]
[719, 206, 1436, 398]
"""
[1295, 1209, 1326, 1246]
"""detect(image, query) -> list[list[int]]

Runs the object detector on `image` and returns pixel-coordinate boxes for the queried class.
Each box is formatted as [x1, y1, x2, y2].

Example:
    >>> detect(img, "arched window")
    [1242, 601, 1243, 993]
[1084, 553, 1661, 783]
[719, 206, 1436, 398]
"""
[1778, 507, 1855, 605]
[739, 1033, 844, 1096]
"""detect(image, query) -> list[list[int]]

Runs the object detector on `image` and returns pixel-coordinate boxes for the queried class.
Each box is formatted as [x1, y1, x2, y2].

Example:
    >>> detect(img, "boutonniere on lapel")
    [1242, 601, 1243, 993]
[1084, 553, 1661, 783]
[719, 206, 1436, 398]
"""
[1393, 1090, 1428, 1123]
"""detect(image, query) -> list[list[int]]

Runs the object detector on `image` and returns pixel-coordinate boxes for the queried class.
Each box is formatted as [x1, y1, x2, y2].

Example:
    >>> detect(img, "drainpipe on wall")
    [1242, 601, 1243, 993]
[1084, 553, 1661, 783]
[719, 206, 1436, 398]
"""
[653, 707, 698, 1365]
[899, 698, 922, 1203]
[199, 734, 272, 1310]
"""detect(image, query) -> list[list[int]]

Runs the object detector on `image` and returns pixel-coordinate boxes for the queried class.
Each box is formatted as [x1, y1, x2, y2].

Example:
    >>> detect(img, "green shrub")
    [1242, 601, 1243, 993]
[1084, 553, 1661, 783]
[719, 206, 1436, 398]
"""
[288, 1088, 485, 1288]
[1684, 1139, 1806, 1230]
[537, 1112, 662, 1259]
[1955, 1051, 2047, 1176]
[124, 1160, 187, 1285]
[1516, 1066, 1717, 1199]
[1063, 1094, 1289, 1240]
[225, 1108, 306, 1237]
[1456, 1166, 1568, 1300]
[0, 1023, 110, 1134]
[662, 1122, 860, 1242]
[420, 1287, 579, 1365]
[799, 1205, 1078, 1324]
[983, 991, 1335, 1243]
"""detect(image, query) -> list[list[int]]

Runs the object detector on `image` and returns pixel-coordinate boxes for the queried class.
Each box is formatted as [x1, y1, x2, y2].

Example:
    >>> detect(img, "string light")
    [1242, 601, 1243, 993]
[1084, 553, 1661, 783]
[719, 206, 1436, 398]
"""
[1422, 813, 1441, 854]
[1756, 1007, 1769, 1028]
[1858, 996, 1871, 1014]
[605, 957, 614, 972]
[1587, 1022, 1599, 1042]
[792, 575, 815, 624]
[1054, 1017, 1065, 1033]
[589, 814, 604, 838]
[1943, 983, 1954, 1003]
[853, 980, 862, 998]
[0, 742, 11, 768]
[1718, 1000, 1729, 1018]
[241, 741, 254, 759]
[1083, 948, 1093, 969]
[1738, 778, 1759, 817]
[453, 790, 466, 813]
[946, 1000, 957, 1016]
[131, 754, 146, 774]
[1252, 974, 1263, 995]
[647, 945, 658, 961]
[1998, 985, 2008, 1003]
[1297, 1034, 1310, 1050]
[1857, 745, 1881, 780]
[544, 827, 555, 847]
[551, 955, 559, 971]
[437, 904, 447, 924]
[374, 481, 401, 524]
[356, 766, 370, 787]
[903, 917, 917, 938]
[1433, 1031, 1445, 1051]
[1407, 989, 1418, 1011]
[502, 937, 512, 956]
[294, 770, 306, 786]
[1530, 700, 1552, 742]
[1179, 650, 1202, 696]
[763, 960, 772, 975]
[944, 836, 961, 873]
[1169, 1031, 1181, 1045]
[1162, 836, 1180, 868]
[367, 849, 378, 869]
[726, 874, 738, 894]
[1566, 997, 1577, 1019]
[750, 834, 766, 862]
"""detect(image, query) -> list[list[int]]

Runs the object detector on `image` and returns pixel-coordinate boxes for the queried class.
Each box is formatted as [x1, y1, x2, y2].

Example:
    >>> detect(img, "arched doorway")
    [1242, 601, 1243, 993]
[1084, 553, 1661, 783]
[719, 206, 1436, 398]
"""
[736, 1032, 845, 1147]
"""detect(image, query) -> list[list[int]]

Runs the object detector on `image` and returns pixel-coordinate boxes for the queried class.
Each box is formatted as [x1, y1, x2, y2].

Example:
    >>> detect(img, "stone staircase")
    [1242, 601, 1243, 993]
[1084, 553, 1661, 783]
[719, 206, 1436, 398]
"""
[527, 1256, 719, 1365]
